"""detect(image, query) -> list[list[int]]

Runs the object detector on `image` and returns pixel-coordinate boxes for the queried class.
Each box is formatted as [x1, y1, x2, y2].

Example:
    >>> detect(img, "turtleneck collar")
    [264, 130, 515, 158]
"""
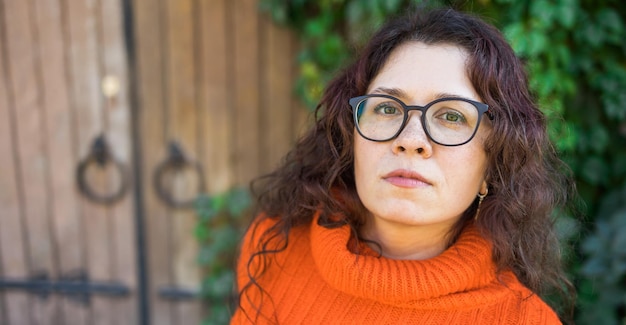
[309, 212, 513, 309]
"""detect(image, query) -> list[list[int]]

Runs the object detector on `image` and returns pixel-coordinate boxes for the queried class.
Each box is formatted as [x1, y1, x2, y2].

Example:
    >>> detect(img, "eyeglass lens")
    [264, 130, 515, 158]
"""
[355, 96, 482, 145]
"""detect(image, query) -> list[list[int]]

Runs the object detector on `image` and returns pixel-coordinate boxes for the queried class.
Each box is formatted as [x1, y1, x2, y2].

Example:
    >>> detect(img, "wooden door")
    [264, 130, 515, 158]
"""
[0, 0, 137, 324]
[0, 0, 306, 324]
[131, 0, 307, 323]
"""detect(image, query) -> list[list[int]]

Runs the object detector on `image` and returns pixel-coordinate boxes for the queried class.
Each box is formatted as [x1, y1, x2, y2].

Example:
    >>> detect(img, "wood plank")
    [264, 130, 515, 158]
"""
[198, 0, 232, 195]
[0, 89, 30, 325]
[261, 17, 294, 174]
[291, 94, 312, 141]
[164, 0, 203, 323]
[32, 0, 87, 323]
[289, 34, 312, 141]
[0, 0, 31, 322]
[133, 0, 174, 323]
[233, 0, 261, 186]
[65, 0, 112, 323]
[2, 0, 58, 322]
[98, 0, 138, 323]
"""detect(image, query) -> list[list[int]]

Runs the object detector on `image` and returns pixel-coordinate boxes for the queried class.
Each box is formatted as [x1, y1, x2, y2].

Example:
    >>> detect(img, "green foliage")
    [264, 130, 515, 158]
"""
[259, 0, 626, 323]
[196, 188, 251, 325]
[503, 3, 626, 322]
[578, 185, 626, 324]
[259, 0, 423, 108]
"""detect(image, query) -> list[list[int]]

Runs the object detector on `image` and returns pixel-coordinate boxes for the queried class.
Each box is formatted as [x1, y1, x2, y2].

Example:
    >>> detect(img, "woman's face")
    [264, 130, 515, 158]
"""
[354, 42, 490, 233]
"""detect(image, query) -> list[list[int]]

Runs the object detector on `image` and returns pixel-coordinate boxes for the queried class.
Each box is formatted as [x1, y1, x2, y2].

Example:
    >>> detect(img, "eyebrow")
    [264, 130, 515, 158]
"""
[370, 87, 478, 102]
[433, 92, 478, 101]
[370, 87, 409, 98]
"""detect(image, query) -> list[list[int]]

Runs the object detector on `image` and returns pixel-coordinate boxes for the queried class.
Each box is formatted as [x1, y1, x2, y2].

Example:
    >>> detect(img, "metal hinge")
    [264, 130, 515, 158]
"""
[157, 286, 198, 301]
[0, 270, 130, 306]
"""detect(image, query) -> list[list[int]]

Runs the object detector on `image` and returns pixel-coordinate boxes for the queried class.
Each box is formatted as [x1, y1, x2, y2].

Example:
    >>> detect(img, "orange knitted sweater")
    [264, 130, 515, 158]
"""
[231, 214, 561, 324]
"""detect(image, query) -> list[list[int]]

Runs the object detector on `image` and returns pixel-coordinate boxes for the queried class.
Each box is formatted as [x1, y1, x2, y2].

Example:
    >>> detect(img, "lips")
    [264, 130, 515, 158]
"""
[382, 169, 432, 188]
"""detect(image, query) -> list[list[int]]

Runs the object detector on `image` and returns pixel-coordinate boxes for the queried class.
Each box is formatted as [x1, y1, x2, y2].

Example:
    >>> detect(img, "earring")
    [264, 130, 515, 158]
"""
[474, 188, 488, 220]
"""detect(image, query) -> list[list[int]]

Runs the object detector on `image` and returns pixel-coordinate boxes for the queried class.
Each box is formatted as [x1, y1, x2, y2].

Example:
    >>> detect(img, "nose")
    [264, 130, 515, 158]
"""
[391, 112, 433, 157]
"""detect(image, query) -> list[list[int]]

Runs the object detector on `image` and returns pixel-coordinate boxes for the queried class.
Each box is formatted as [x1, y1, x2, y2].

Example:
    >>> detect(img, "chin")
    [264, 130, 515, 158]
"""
[372, 206, 430, 225]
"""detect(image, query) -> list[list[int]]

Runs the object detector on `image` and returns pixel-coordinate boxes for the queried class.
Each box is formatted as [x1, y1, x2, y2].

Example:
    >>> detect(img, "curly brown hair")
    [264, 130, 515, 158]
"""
[240, 7, 576, 322]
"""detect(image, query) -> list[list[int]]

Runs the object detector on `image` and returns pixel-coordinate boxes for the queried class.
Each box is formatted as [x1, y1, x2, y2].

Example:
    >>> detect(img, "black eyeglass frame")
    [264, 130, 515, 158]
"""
[349, 94, 494, 146]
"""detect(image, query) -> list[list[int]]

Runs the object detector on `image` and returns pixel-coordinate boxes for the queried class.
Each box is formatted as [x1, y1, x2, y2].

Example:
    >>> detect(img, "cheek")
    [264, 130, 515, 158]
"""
[353, 133, 379, 188]
[475, 121, 492, 149]
[463, 126, 490, 177]
[353, 134, 366, 183]
[452, 148, 489, 190]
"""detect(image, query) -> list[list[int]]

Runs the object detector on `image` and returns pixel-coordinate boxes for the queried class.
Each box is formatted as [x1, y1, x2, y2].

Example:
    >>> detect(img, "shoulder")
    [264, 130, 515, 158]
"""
[239, 214, 310, 255]
[236, 214, 312, 280]
[519, 293, 562, 324]
[233, 214, 315, 323]
[499, 272, 562, 324]
[239, 215, 276, 253]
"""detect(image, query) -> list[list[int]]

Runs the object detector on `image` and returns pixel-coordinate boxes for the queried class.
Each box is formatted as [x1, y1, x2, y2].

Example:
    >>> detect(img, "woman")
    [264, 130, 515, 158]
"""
[232, 8, 574, 324]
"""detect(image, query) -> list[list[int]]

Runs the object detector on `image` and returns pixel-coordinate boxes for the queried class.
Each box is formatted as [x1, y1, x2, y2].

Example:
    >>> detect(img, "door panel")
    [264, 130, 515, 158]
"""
[33, 0, 86, 323]
[0, 0, 137, 323]
[0, 0, 307, 323]
[1, 0, 58, 323]
[67, 0, 117, 323]
[0, 13, 30, 322]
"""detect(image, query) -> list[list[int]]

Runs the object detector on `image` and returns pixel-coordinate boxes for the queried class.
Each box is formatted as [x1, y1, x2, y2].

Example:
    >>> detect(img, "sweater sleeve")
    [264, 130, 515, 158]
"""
[231, 216, 280, 324]
[521, 292, 563, 324]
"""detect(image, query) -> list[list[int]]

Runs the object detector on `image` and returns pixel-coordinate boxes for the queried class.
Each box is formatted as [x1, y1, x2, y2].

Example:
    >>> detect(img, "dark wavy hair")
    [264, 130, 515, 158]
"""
[239, 7, 576, 322]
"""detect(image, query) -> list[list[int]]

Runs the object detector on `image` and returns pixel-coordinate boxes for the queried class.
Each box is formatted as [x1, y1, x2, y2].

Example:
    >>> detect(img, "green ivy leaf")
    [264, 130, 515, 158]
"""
[203, 271, 235, 300]
[555, 0, 578, 28]
[503, 22, 527, 55]
[581, 156, 609, 185]
[530, 0, 556, 29]
[598, 8, 623, 36]
[226, 188, 252, 217]
[381, 0, 403, 12]
[195, 224, 210, 241]
[589, 126, 610, 154]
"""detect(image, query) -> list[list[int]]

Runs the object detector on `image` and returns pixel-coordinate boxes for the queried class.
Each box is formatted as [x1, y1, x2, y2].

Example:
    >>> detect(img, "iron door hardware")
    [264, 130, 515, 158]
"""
[157, 285, 198, 301]
[153, 141, 205, 209]
[0, 270, 130, 306]
[77, 134, 129, 205]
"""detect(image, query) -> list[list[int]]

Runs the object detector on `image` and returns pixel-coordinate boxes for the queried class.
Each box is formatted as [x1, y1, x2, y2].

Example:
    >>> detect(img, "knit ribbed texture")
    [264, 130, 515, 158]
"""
[232, 213, 561, 324]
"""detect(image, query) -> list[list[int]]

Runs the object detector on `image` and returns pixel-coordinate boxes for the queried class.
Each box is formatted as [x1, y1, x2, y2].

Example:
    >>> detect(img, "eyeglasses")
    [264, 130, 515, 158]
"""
[349, 94, 493, 146]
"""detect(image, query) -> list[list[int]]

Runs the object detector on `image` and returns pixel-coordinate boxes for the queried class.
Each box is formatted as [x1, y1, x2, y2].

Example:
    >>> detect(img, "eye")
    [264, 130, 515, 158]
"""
[435, 110, 467, 124]
[442, 112, 464, 122]
[373, 102, 402, 116]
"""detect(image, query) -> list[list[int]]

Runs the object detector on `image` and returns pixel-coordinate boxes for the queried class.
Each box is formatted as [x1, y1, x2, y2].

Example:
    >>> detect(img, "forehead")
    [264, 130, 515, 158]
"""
[367, 42, 480, 103]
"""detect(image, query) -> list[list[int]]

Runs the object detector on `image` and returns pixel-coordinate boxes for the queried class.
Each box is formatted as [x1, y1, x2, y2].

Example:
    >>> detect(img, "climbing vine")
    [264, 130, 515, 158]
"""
[196, 188, 251, 324]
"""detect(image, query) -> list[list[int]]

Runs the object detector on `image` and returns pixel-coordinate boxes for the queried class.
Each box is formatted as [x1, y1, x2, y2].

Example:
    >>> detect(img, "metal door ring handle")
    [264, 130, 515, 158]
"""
[153, 142, 205, 209]
[76, 136, 128, 205]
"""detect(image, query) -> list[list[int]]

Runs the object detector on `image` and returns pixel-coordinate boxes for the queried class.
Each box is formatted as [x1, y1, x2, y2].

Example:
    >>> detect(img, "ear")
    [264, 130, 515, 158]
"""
[479, 181, 488, 196]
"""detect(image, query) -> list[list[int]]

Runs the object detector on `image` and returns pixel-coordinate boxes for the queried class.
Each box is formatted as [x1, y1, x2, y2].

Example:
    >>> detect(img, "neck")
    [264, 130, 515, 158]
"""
[359, 218, 456, 260]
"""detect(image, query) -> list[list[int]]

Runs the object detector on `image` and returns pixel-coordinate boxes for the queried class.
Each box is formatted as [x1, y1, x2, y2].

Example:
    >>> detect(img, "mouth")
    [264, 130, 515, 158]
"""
[382, 169, 432, 188]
